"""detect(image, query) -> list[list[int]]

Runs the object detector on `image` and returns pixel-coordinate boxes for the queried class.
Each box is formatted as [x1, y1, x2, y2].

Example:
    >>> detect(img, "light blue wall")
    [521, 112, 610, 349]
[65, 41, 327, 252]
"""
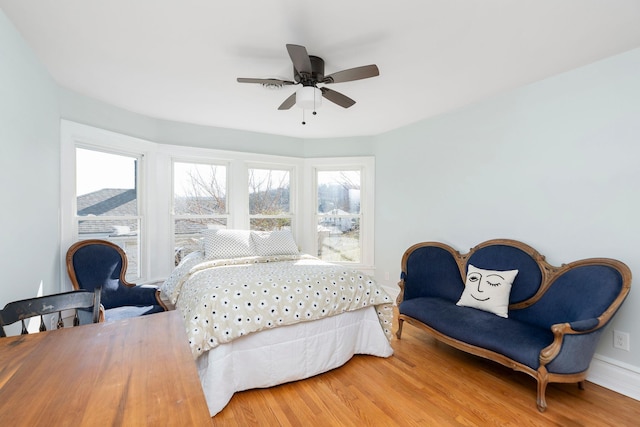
[0, 10, 60, 319]
[302, 136, 376, 157]
[373, 47, 640, 366]
[58, 88, 305, 157]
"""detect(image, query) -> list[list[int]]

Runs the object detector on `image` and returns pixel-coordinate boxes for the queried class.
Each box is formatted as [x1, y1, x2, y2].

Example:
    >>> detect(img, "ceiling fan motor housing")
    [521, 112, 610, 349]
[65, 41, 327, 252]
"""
[294, 55, 325, 85]
[237, 44, 378, 110]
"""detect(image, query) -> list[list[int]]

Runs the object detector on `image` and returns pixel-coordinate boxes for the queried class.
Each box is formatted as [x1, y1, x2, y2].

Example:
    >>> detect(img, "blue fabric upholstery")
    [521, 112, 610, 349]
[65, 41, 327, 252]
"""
[397, 239, 631, 411]
[509, 265, 624, 329]
[67, 240, 166, 320]
[402, 245, 464, 302]
[467, 245, 542, 303]
[545, 330, 604, 374]
[400, 297, 554, 369]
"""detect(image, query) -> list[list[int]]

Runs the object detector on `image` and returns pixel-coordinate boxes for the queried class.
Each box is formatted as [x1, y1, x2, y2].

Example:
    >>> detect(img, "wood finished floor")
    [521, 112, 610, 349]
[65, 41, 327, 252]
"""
[212, 317, 640, 426]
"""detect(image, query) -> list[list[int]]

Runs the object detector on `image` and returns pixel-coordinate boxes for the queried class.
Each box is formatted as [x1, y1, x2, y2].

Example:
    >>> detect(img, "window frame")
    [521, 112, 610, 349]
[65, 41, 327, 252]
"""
[61, 121, 374, 288]
[60, 121, 155, 289]
[303, 157, 375, 271]
[171, 158, 231, 264]
[76, 147, 143, 280]
[247, 162, 297, 232]
[315, 167, 363, 263]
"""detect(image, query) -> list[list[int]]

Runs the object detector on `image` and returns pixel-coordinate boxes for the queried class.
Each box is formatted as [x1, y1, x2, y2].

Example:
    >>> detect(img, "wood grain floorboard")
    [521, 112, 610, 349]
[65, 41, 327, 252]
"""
[212, 315, 640, 426]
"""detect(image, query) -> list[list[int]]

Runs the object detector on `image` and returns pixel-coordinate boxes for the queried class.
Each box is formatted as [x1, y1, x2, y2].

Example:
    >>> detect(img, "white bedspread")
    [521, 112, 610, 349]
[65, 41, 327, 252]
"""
[198, 306, 393, 416]
[161, 252, 394, 358]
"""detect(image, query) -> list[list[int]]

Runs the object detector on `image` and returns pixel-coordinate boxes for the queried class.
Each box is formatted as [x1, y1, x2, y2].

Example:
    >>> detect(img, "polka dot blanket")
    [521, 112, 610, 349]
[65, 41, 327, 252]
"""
[161, 253, 394, 358]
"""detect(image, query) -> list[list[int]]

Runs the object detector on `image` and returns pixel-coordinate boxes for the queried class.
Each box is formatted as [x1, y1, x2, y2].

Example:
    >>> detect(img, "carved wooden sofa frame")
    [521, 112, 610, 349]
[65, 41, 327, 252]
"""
[396, 239, 631, 412]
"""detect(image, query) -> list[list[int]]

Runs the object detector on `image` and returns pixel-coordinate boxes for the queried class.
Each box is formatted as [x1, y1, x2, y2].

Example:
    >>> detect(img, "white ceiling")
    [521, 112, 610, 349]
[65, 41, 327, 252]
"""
[2, 1, 640, 139]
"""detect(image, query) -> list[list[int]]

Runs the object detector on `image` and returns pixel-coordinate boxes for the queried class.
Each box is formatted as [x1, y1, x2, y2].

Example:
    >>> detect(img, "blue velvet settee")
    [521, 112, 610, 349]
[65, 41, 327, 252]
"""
[396, 239, 631, 412]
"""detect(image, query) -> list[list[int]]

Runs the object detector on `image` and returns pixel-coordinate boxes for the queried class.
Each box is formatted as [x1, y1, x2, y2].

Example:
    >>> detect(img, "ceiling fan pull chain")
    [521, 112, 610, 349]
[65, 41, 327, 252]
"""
[313, 89, 318, 116]
[302, 109, 306, 125]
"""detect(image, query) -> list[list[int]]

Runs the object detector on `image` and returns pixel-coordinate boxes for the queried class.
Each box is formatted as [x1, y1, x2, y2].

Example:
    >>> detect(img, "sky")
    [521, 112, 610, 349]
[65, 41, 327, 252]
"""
[76, 148, 136, 196]
[76, 149, 362, 197]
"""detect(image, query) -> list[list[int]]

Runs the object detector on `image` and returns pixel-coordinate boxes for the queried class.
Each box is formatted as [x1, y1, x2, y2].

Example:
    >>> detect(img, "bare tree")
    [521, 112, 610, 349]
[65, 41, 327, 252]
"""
[248, 169, 291, 231]
[337, 171, 359, 190]
[179, 165, 226, 215]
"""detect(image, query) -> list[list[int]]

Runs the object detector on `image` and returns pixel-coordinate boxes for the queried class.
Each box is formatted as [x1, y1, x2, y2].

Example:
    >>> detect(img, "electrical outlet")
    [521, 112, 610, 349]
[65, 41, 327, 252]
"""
[613, 330, 630, 351]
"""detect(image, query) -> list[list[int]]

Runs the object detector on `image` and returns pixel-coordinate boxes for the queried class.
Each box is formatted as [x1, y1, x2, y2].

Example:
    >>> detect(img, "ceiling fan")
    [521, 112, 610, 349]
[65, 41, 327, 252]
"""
[237, 44, 379, 114]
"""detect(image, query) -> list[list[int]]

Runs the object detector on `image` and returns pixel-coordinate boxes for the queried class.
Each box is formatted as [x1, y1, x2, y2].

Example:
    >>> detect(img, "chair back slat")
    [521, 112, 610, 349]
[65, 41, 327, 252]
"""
[0, 288, 101, 337]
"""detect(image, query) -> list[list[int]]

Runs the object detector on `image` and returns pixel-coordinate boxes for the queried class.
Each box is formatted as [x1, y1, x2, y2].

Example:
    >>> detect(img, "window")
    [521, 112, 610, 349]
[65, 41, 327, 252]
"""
[62, 121, 374, 285]
[75, 147, 142, 281]
[172, 161, 228, 264]
[248, 167, 293, 231]
[305, 156, 374, 270]
[316, 170, 362, 263]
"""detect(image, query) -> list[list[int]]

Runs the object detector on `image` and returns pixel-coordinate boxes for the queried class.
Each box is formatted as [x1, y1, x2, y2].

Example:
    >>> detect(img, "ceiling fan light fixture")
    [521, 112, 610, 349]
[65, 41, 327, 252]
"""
[296, 86, 322, 110]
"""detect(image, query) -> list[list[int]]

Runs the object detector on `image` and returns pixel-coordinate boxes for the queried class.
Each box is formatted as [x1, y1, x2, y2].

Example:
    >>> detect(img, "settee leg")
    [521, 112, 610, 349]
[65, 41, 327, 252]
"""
[536, 379, 548, 412]
[578, 380, 585, 390]
[396, 318, 404, 339]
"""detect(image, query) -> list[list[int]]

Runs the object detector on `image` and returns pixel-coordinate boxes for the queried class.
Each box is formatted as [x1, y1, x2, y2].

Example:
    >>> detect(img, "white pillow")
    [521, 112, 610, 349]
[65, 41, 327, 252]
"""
[202, 229, 256, 259]
[251, 230, 299, 256]
[456, 265, 519, 318]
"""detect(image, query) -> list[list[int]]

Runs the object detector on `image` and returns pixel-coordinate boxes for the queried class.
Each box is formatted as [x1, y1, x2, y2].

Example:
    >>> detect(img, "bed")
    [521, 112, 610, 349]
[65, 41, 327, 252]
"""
[160, 229, 394, 416]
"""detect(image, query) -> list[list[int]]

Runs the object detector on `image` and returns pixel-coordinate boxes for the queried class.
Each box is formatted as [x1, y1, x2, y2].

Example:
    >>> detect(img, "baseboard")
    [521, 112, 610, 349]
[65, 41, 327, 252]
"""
[588, 354, 640, 401]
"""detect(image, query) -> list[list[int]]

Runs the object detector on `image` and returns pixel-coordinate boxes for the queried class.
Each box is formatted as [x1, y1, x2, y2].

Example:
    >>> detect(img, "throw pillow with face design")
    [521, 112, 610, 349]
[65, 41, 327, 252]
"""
[456, 265, 519, 318]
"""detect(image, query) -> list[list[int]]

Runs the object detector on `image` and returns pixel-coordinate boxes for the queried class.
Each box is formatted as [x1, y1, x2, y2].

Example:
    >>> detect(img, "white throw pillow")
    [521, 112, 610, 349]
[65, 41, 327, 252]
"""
[251, 230, 299, 256]
[456, 265, 519, 318]
[202, 229, 256, 259]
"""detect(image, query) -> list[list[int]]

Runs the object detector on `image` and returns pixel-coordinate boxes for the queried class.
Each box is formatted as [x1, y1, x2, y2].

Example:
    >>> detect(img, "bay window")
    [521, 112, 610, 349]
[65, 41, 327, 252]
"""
[62, 121, 375, 287]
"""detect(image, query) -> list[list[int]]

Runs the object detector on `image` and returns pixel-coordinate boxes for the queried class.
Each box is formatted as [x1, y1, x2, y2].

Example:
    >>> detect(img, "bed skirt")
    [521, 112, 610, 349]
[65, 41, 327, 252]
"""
[196, 306, 394, 416]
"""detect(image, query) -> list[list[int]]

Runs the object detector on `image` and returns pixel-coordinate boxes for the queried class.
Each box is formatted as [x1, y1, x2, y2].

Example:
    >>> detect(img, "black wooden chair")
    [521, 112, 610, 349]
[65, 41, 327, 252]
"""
[0, 288, 102, 337]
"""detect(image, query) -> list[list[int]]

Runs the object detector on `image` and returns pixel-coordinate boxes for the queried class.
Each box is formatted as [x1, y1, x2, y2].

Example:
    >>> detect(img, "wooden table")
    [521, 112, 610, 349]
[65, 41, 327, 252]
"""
[0, 310, 212, 426]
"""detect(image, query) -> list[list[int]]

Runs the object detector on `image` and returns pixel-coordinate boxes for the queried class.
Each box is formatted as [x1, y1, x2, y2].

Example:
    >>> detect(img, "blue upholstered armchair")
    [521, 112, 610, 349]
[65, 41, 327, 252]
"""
[66, 239, 167, 321]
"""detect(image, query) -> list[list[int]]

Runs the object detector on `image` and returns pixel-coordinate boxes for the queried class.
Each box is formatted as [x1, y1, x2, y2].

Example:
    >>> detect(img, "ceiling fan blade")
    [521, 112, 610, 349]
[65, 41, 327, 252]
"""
[323, 64, 379, 84]
[237, 78, 295, 85]
[278, 92, 297, 110]
[286, 44, 312, 75]
[320, 87, 356, 108]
